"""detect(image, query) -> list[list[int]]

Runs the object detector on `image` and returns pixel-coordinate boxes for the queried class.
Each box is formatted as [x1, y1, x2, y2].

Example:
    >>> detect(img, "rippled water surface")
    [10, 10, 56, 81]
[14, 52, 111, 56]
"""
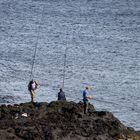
[0, 0, 140, 130]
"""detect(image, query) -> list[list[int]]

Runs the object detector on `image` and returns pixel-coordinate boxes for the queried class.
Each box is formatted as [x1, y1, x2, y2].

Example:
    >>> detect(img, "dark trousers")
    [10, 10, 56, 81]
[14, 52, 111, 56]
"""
[83, 100, 88, 114]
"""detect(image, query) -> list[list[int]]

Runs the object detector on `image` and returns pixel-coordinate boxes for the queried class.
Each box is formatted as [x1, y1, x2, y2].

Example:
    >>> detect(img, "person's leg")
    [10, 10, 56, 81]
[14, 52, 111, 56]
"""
[30, 90, 35, 102]
[84, 100, 88, 114]
[86, 101, 88, 113]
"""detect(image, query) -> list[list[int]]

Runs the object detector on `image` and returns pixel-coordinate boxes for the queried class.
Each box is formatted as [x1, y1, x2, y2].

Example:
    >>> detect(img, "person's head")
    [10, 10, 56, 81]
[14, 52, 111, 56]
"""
[31, 79, 34, 82]
[85, 86, 89, 90]
[60, 88, 63, 92]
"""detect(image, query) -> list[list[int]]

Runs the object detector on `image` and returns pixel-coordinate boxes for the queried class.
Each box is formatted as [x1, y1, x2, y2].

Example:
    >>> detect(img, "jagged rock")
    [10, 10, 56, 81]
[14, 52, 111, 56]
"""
[0, 101, 139, 140]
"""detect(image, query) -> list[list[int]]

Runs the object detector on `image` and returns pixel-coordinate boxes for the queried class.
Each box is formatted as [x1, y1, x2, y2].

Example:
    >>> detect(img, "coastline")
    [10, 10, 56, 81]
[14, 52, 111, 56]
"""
[0, 101, 140, 140]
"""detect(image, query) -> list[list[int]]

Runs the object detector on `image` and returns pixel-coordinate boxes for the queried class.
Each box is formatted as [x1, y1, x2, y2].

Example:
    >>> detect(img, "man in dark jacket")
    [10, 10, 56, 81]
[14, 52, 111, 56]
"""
[58, 88, 66, 101]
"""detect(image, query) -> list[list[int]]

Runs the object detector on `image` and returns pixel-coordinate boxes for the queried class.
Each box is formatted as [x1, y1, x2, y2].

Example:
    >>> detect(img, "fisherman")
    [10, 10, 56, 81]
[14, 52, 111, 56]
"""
[58, 88, 66, 101]
[28, 80, 38, 103]
[83, 86, 93, 114]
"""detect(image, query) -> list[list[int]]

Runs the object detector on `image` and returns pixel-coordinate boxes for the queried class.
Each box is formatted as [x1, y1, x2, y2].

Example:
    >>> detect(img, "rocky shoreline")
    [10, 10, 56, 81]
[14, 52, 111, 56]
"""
[0, 101, 140, 140]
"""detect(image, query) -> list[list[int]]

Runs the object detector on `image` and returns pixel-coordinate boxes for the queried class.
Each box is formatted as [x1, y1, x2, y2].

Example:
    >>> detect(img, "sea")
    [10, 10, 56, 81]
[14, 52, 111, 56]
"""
[0, 0, 140, 130]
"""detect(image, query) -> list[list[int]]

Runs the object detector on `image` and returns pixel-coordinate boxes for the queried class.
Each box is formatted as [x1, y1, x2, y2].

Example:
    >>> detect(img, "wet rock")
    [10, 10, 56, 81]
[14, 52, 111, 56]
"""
[0, 101, 139, 140]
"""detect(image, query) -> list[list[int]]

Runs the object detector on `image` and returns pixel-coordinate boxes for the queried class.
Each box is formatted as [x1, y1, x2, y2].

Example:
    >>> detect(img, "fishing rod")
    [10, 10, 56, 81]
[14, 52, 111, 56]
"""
[62, 47, 68, 89]
[30, 35, 39, 80]
[29, 5, 45, 80]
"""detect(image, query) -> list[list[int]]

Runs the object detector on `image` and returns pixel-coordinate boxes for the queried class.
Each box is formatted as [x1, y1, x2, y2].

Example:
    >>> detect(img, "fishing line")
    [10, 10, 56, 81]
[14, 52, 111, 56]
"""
[75, 97, 140, 113]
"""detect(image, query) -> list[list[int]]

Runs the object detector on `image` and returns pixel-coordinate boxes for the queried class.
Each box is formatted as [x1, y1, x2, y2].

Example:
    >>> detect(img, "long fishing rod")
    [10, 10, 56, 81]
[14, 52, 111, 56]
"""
[29, 5, 45, 80]
[30, 32, 39, 80]
[62, 47, 68, 89]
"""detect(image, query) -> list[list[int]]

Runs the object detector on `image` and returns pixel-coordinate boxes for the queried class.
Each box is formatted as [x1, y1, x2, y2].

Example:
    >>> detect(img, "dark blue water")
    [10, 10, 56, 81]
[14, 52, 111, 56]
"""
[0, 0, 140, 130]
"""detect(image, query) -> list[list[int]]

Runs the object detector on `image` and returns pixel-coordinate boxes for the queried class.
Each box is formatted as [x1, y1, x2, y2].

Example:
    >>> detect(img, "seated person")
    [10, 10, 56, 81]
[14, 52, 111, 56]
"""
[58, 88, 66, 101]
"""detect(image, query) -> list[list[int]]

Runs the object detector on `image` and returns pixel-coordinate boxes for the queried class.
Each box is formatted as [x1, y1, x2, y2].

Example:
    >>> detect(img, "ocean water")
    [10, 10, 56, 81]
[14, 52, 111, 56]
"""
[0, 0, 140, 130]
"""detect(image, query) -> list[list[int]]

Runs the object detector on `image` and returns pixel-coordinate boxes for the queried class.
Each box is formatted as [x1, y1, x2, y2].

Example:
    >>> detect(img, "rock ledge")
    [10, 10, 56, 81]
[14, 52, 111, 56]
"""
[0, 101, 140, 140]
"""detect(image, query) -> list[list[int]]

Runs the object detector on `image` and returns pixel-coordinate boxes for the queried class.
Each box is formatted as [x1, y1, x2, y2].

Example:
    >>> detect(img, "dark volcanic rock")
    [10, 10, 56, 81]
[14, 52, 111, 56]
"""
[0, 101, 139, 140]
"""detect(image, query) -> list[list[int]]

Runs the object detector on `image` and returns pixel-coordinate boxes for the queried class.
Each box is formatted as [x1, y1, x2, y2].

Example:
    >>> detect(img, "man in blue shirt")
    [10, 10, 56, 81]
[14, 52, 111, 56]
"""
[83, 87, 93, 114]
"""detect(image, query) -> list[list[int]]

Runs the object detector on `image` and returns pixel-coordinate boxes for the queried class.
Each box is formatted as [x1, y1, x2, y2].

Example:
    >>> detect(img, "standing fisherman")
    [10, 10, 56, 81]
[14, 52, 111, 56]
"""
[83, 87, 93, 114]
[28, 80, 38, 103]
